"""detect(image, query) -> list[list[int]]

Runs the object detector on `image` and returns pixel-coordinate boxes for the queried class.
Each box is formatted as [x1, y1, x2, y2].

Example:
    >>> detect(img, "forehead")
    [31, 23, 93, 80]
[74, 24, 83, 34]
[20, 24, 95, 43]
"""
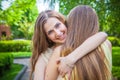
[44, 17, 62, 31]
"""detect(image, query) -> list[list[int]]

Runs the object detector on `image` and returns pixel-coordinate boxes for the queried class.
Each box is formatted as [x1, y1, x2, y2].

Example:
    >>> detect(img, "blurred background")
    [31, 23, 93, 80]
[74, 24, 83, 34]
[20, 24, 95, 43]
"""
[0, 0, 120, 80]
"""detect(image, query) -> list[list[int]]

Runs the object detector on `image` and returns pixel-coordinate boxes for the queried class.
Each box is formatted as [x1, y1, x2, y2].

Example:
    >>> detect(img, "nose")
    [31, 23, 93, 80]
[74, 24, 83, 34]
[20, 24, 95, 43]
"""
[54, 29, 62, 38]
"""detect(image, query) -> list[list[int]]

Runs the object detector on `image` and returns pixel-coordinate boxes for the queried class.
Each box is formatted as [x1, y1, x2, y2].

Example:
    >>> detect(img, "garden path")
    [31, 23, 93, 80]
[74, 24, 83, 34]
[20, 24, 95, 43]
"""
[14, 58, 30, 80]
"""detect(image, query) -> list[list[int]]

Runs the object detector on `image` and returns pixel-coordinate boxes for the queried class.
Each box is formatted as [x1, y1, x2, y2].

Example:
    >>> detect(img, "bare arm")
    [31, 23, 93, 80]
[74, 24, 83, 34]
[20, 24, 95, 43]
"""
[45, 32, 108, 79]
[57, 32, 108, 76]
[45, 46, 61, 80]
[34, 55, 46, 80]
[67, 32, 107, 63]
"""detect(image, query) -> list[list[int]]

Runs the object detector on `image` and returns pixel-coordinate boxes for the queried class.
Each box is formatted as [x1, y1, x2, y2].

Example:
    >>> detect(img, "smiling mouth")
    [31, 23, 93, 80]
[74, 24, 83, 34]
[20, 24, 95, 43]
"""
[59, 33, 66, 40]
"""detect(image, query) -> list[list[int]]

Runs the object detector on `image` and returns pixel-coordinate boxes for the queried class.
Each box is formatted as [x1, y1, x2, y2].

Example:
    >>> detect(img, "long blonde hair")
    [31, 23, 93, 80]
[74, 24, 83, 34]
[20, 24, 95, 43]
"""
[61, 5, 111, 80]
[30, 10, 66, 80]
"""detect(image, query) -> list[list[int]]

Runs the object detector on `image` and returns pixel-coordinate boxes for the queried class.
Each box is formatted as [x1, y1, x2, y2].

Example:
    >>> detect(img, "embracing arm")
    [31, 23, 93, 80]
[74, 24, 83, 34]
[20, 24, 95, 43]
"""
[67, 32, 107, 63]
[45, 32, 108, 78]
[57, 32, 108, 76]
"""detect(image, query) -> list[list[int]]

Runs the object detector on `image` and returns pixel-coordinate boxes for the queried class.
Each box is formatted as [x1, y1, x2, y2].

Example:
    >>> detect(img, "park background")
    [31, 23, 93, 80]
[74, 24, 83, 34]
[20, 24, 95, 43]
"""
[0, 0, 120, 80]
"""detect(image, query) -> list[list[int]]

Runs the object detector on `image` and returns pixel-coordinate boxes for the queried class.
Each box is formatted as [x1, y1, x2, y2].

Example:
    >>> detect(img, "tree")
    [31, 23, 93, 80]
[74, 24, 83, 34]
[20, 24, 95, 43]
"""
[0, 0, 38, 39]
[59, 0, 120, 37]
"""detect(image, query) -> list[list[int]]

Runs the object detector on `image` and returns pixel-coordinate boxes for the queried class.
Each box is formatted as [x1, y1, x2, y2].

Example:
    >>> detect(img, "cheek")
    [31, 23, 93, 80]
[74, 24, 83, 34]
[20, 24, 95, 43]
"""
[61, 25, 67, 31]
[47, 34, 55, 41]
[63, 27, 67, 33]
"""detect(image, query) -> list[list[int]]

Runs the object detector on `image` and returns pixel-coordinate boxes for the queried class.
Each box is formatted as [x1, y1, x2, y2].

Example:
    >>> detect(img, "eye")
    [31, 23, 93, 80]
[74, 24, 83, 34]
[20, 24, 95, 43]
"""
[55, 23, 60, 28]
[48, 30, 53, 35]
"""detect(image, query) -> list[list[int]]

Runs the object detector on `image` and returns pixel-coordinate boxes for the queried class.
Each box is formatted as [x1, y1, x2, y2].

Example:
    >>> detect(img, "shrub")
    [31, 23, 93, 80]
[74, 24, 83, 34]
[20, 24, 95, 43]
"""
[108, 36, 120, 46]
[112, 47, 120, 79]
[0, 53, 13, 76]
[0, 40, 31, 52]
[112, 66, 120, 78]
[112, 47, 120, 66]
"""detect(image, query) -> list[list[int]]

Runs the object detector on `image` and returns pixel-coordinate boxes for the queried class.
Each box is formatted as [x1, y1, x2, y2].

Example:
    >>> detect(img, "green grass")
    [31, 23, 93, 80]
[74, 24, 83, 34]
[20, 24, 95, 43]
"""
[0, 64, 23, 80]
[0, 52, 32, 58]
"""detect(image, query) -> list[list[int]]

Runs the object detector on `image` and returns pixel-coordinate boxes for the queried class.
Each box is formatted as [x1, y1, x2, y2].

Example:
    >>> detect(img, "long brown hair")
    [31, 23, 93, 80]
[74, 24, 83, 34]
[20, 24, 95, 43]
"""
[61, 5, 111, 80]
[30, 10, 66, 80]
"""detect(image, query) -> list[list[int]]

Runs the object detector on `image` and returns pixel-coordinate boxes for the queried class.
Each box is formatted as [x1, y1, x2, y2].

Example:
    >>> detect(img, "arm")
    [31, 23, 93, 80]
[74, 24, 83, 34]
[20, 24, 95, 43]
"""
[34, 55, 46, 80]
[67, 32, 107, 63]
[57, 32, 108, 76]
[45, 46, 61, 80]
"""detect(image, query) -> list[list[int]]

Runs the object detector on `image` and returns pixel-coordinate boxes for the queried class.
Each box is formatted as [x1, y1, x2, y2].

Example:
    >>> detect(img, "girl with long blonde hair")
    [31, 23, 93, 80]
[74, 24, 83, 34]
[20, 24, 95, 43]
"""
[45, 5, 112, 80]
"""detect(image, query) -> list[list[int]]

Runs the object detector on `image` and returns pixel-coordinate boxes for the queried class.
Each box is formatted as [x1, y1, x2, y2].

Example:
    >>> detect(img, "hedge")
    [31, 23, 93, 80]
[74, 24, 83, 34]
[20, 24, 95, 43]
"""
[108, 36, 120, 46]
[0, 40, 31, 52]
[112, 47, 120, 66]
[0, 53, 13, 76]
[112, 47, 120, 79]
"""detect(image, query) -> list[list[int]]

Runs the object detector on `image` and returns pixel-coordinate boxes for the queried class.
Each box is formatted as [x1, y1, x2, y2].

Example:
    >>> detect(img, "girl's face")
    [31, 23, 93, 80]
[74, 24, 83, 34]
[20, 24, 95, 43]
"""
[44, 17, 67, 44]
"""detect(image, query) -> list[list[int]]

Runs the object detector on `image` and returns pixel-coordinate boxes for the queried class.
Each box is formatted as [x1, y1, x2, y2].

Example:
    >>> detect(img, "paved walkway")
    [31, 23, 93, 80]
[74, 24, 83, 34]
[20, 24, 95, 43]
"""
[14, 58, 30, 80]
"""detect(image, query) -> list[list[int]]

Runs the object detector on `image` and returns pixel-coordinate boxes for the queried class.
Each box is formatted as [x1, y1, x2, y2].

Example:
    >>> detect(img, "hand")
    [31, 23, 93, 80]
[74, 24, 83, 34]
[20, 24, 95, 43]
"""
[56, 57, 74, 77]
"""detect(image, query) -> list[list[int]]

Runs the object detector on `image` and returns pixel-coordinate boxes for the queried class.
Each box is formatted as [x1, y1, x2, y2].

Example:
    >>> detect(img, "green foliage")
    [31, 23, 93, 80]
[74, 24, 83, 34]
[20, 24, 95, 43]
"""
[59, 0, 120, 37]
[11, 52, 32, 58]
[112, 47, 120, 66]
[112, 66, 120, 78]
[0, 40, 31, 52]
[0, 64, 23, 80]
[0, 52, 32, 58]
[108, 37, 120, 46]
[0, 0, 36, 25]
[106, 0, 120, 37]
[0, 0, 38, 39]
[0, 53, 13, 76]
[112, 47, 120, 78]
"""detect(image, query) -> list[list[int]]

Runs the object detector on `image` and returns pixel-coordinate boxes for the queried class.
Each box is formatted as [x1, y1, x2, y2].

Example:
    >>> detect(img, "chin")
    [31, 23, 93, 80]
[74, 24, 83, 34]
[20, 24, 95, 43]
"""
[59, 40, 65, 44]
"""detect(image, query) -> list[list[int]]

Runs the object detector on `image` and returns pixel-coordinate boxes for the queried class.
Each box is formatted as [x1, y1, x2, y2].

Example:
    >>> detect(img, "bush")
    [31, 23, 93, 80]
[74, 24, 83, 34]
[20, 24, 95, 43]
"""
[108, 36, 120, 46]
[112, 66, 120, 78]
[0, 53, 13, 76]
[112, 47, 120, 66]
[112, 47, 120, 78]
[0, 40, 31, 52]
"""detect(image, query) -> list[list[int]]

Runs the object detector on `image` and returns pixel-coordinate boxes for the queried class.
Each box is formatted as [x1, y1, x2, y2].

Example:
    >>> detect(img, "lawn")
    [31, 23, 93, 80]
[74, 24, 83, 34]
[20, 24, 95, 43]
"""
[0, 64, 23, 80]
